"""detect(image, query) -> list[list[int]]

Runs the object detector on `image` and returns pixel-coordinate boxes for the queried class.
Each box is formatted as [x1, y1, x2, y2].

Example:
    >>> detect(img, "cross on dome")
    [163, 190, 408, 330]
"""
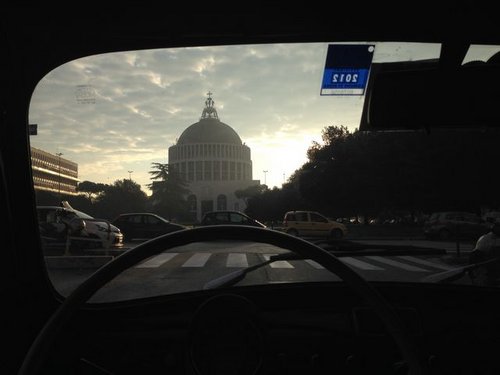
[201, 91, 219, 120]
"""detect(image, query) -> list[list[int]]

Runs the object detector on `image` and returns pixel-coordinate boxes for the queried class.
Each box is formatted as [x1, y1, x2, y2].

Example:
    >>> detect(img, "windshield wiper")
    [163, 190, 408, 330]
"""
[203, 252, 300, 290]
[421, 257, 500, 283]
[204, 243, 447, 290]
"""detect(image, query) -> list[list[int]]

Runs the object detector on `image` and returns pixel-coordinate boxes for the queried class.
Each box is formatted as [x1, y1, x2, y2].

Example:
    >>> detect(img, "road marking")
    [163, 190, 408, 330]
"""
[226, 253, 248, 267]
[136, 253, 178, 268]
[365, 256, 430, 272]
[182, 253, 211, 267]
[263, 254, 294, 268]
[305, 259, 325, 269]
[396, 256, 454, 271]
[341, 257, 384, 270]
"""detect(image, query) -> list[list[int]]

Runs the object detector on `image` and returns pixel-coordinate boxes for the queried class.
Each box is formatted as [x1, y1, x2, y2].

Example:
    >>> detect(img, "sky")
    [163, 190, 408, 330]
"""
[29, 41, 490, 194]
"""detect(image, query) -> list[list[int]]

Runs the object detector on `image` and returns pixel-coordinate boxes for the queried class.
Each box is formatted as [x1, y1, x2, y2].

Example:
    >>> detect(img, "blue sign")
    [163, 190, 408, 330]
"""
[321, 44, 375, 95]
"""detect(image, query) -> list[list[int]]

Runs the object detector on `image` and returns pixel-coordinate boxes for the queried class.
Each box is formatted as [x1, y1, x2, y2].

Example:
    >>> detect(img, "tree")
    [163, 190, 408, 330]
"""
[76, 180, 106, 202]
[94, 179, 148, 219]
[244, 182, 307, 222]
[147, 163, 191, 220]
[235, 184, 268, 207]
[297, 125, 500, 220]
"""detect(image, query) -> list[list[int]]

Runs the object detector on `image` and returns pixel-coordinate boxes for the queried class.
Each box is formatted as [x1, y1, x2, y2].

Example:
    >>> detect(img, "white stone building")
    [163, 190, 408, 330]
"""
[168, 94, 260, 221]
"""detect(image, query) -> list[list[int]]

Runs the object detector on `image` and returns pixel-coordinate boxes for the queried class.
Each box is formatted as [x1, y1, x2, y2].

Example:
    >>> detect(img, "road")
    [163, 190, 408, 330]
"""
[45, 238, 476, 300]
[354, 239, 475, 253]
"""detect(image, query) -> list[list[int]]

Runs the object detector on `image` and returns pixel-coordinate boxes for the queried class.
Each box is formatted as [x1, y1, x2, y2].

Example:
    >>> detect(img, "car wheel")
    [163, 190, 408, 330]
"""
[287, 228, 298, 237]
[439, 229, 451, 241]
[330, 228, 343, 239]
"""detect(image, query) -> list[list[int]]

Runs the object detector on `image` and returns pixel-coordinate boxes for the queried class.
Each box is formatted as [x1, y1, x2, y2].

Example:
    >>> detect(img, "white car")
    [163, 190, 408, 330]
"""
[37, 202, 124, 249]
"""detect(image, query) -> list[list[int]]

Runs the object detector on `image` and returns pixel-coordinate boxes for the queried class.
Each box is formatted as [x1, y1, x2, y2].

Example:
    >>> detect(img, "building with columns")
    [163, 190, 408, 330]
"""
[168, 94, 260, 221]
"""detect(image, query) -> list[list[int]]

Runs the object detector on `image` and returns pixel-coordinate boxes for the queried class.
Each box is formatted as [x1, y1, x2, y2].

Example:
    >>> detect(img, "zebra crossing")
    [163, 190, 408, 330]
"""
[134, 252, 454, 273]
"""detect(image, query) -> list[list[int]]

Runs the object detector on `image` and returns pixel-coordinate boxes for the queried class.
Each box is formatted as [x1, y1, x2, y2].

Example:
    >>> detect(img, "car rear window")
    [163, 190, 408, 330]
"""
[296, 212, 308, 221]
[229, 213, 245, 223]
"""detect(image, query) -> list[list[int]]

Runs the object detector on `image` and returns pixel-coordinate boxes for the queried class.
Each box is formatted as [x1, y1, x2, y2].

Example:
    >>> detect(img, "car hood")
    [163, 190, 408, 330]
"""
[85, 220, 122, 233]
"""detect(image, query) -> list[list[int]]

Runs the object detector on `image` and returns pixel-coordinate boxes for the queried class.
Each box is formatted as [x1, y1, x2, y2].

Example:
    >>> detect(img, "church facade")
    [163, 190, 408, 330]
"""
[168, 94, 260, 221]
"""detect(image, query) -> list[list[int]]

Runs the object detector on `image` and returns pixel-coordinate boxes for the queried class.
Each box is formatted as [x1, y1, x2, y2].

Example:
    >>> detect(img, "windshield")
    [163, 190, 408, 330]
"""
[29, 41, 500, 302]
[73, 209, 94, 219]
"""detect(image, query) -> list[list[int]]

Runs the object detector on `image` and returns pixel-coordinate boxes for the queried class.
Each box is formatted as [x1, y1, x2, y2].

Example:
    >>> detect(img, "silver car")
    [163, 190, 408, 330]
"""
[37, 203, 124, 249]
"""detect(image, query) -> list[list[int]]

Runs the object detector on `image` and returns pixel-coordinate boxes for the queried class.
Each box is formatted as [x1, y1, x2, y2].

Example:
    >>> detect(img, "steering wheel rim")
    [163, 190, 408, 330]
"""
[20, 225, 429, 375]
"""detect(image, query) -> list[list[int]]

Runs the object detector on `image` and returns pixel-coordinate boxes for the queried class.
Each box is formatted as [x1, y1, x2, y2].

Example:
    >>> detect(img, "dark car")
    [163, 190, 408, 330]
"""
[111, 213, 187, 241]
[423, 211, 489, 240]
[200, 210, 266, 228]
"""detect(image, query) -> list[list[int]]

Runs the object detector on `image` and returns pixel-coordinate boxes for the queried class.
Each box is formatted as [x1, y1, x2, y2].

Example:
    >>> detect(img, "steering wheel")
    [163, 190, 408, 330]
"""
[19, 225, 429, 375]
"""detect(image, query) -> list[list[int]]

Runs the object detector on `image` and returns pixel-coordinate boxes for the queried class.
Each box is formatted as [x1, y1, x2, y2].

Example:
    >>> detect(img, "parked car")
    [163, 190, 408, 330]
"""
[200, 210, 266, 228]
[111, 213, 187, 241]
[483, 211, 500, 224]
[423, 211, 489, 240]
[37, 202, 124, 249]
[283, 210, 347, 239]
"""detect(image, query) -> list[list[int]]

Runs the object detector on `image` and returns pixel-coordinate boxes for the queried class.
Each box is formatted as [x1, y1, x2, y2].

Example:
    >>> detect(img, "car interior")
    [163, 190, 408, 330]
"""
[4, 6, 500, 375]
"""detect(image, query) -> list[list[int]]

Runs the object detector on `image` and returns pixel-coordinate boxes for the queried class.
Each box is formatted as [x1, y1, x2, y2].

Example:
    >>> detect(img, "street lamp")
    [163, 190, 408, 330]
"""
[263, 170, 268, 185]
[128, 170, 133, 180]
[56, 152, 63, 199]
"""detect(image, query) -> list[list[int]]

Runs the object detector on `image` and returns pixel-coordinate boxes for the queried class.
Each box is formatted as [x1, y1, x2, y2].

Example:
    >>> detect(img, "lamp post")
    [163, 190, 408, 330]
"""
[128, 170, 133, 180]
[56, 152, 63, 199]
[263, 170, 268, 185]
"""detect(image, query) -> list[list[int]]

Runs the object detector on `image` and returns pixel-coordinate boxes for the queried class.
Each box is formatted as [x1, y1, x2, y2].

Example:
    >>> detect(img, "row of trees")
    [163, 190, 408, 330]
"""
[36, 125, 500, 225]
[36, 163, 192, 222]
[244, 125, 500, 223]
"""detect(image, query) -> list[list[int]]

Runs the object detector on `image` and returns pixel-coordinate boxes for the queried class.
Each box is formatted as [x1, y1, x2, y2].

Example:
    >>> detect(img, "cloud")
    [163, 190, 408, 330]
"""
[29, 42, 384, 191]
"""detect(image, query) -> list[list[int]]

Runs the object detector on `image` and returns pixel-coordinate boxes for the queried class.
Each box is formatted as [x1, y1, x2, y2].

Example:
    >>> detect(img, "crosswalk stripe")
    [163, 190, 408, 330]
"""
[136, 253, 179, 268]
[182, 253, 211, 267]
[396, 256, 453, 271]
[365, 256, 430, 272]
[341, 257, 384, 270]
[305, 259, 325, 269]
[263, 254, 294, 268]
[133, 252, 449, 273]
[226, 253, 248, 267]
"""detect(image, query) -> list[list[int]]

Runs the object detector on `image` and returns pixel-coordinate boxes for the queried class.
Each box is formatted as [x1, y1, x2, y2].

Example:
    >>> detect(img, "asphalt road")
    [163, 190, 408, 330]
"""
[45, 238, 475, 301]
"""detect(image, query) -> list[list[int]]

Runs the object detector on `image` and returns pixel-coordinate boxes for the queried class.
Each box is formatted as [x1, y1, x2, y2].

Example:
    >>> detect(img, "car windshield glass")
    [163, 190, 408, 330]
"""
[29, 41, 500, 303]
[73, 209, 94, 219]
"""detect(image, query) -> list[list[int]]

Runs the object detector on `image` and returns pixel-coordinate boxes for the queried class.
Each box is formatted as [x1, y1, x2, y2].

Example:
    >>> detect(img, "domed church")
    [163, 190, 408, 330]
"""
[168, 93, 260, 221]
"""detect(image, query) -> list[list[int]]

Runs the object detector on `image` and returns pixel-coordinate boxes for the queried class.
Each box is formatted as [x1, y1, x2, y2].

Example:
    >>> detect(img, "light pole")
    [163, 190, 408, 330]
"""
[128, 170, 133, 180]
[56, 152, 63, 199]
[263, 170, 268, 185]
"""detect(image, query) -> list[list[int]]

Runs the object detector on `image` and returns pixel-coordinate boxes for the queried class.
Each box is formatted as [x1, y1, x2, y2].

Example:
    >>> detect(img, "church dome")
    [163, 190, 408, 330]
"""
[176, 93, 242, 145]
[177, 118, 242, 145]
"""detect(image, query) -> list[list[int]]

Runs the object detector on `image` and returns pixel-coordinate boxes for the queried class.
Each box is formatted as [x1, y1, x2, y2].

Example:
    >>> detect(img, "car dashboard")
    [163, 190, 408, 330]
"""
[42, 282, 500, 374]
